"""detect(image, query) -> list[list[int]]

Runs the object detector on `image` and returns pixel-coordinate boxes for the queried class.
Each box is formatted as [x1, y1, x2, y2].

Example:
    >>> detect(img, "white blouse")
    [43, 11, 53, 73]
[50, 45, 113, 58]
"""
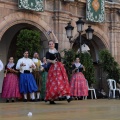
[16, 57, 36, 73]
[32, 58, 38, 63]
[49, 48, 58, 54]
[32, 58, 42, 64]
[74, 63, 81, 68]
[0, 60, 3, 71]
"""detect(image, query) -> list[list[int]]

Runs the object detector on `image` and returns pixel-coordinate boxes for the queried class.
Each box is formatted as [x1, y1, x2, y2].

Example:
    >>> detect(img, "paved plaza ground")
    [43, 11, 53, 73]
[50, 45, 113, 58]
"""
[0, 99, 120, 120]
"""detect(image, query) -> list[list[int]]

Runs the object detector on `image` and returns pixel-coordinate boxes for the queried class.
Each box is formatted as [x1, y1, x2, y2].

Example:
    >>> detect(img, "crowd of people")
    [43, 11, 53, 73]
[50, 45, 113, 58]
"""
[0, 31, 88, 104]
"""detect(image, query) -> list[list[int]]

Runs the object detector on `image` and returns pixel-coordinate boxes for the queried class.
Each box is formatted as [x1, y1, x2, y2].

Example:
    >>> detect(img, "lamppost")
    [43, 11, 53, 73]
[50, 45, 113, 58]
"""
[65, 22, 74, 43]
[85, 26, 94, 40]
[65, 18, 94, 53]
[76, 18, 84, 53]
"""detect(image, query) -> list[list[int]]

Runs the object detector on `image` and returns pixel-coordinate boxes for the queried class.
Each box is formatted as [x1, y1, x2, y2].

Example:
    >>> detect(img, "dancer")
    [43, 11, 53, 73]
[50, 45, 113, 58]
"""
[70, 57, 88, 99]
[0, 60, 3, 71]
[16, 50, 38, 102]
[45, 31, 71, 104]
[41, 57, 48, 100]
[1, 57, 21, 102]
[32, 52, 43, 101]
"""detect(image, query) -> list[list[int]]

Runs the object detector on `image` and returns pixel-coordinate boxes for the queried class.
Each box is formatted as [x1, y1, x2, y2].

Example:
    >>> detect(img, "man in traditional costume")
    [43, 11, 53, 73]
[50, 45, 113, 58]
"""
[16, 51, 38, 102]
[32, 52, 43, 101]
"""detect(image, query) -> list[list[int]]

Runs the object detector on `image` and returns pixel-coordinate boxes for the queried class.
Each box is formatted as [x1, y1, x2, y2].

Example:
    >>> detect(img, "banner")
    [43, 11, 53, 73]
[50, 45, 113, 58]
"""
[18, 0, 44, 12]
[86, 0, 105, 22]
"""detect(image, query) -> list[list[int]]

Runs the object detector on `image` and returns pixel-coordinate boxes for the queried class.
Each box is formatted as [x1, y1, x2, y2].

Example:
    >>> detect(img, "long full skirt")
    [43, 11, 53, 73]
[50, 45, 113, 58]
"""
[1, 73, 21, 98]
[70, 72, 88, 97]
[41, 71, 47, 99]
[45, 62, 70, 100]
[33, 71, 42, 92]
[19, 73, 38, 94]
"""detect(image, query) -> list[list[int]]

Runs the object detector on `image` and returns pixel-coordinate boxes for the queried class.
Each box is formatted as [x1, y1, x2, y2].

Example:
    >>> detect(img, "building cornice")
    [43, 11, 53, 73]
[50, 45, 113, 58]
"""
[1, 0, 120, 14]
[0, 0, 17, 6]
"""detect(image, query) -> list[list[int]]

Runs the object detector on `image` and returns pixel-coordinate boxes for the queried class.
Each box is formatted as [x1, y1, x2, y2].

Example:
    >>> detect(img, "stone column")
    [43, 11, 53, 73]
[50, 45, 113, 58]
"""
[52, 0, 72, 51]
[109, 7, 118, 61]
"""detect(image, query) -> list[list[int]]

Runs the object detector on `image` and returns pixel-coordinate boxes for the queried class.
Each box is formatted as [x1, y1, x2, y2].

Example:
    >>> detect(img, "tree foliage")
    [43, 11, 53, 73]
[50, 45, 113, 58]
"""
[16, 29, 41, 60]
[77, 52, 96, 85]
[99, 49, 120, 82]
[61, 49, 76, 80]
[61, 49, 96, 85]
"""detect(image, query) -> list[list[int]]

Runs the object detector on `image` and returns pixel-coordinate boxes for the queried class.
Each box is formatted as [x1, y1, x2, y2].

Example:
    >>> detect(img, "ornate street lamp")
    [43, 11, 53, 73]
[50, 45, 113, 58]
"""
[85, 26, 94, 40]
[65, 22, 74, 43]
[65, 19, 94, 52]
[76, 18, 85, 53]
[76, 17, 85, 32]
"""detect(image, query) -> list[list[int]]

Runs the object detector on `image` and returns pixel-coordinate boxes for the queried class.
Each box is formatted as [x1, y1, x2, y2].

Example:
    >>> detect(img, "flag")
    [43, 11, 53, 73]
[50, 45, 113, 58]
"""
[86, 0, 105, 22]
[18, 0, 44, 12]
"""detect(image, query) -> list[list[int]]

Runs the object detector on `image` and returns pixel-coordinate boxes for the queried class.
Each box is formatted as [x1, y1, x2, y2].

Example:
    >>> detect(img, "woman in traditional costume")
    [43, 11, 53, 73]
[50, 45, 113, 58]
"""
[1, 57, 21, 102]
[45, 31, 71, 104]
[70, 58, 88, 99]
[41, 57, 48, 100]
[32, 52, 43, 101]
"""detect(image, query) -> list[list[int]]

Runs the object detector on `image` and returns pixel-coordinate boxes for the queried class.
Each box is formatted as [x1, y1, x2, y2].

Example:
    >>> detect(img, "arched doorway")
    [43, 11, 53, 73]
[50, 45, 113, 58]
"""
[72, 34, 107, 90]
[6, 23, 49, 60]
[72, 34, 106, 61]
[0, 23, 49, 62]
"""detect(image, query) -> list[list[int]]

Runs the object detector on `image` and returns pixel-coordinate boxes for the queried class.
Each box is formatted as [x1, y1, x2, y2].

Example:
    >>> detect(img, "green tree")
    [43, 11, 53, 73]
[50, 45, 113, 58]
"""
[61, 49, 76, 80]
[61, 49, 96, 85]
[76, 52, 96, 85]
[99, 49, 120, 82]
[16, 29, 41, 60]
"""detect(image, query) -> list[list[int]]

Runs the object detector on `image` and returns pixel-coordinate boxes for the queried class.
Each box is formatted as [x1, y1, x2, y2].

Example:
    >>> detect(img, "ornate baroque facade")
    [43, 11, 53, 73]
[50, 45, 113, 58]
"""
[0, 0, 120, 91]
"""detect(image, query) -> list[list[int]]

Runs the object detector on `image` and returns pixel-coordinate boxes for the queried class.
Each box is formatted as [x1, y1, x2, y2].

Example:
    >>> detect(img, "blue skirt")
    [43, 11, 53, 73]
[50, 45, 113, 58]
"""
[20, 73, 38, 94]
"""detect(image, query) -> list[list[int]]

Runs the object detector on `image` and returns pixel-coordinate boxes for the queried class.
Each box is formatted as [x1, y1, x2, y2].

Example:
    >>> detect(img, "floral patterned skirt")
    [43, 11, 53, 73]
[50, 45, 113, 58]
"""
[45, 62, 70, 100]
[70, 72, 88, 97]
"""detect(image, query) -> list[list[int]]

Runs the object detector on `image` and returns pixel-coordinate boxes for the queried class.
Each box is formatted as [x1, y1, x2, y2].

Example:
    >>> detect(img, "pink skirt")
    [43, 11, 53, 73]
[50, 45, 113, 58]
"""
[45, 62, 70, 100]
[1, 73, 21, 98]
[70, 72, 88, 97]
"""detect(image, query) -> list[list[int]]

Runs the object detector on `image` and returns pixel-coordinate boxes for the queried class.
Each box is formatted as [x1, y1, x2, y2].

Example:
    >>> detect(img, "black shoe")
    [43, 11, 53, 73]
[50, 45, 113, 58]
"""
[30, 99, 36, 102]
[59, 98, 62, 101]
[67, 98, 72, 103]
[74, 97, 78, 100]
[49, 101, 56, 104]
[78, 97, 82, 100]
[6, 99, 9, 103]
[23, 99, 27, 102]
[37, 99, 40, 101]
[12, 100, 15, 102]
